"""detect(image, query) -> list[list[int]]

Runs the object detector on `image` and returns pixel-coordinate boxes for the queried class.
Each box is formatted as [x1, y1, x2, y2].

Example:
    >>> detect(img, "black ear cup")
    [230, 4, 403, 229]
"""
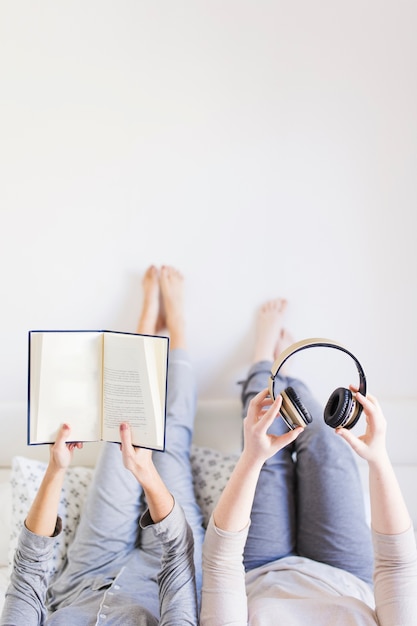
[324, 387, 359, 429]
[280, 386, 313, 429]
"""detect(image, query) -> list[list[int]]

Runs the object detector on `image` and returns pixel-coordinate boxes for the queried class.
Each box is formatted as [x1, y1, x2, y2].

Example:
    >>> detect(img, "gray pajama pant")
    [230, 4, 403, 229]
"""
[240, 361, 374, 585]
[47, 348, 205, 619]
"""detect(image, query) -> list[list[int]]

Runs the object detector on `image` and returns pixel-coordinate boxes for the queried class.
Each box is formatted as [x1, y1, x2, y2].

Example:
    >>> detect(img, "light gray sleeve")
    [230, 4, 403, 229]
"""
[200, 514, 249, 626]
[0, 519, 61, 626]
[373, 525, 417, 626]
[141, 500, 198, 626]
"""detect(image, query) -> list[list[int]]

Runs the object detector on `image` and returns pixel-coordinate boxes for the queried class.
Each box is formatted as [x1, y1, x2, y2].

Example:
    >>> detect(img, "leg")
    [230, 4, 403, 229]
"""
[242, 300, 298, 570]
[290, 375, 374, 583]
[142, 267, 205, 595]
[241, 298, 292, 415]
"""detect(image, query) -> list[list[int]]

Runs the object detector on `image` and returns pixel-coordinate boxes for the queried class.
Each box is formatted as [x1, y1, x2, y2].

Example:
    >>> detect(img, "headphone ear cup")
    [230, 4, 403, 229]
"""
[281, 386, 313, 428]
[324, 387, 354, 429]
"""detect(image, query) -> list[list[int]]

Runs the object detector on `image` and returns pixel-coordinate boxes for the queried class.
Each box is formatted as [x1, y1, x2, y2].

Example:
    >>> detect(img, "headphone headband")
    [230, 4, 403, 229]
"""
[270, 337, 367, 396]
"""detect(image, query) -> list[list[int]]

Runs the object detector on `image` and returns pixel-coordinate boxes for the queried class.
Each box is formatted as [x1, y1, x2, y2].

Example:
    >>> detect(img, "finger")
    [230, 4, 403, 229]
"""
[260, 394, 283, 429]
[119, 422, 132, 449]
[336, 427, 366, 455]
[258, 396, 274, 409]
[55, 423, 71, 445]
[356, 390, 381, 411]
[246, 388, 273, 422]
[251, 388, 271, 406]
[280, 425, 303, 445]
[354, 392, 385, 433]
[270, 426, 303, 450]
[119, 423, 137, 469]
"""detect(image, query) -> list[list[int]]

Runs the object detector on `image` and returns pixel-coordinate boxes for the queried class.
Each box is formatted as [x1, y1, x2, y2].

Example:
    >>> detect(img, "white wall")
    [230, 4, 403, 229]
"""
[0, 1, 416, 464]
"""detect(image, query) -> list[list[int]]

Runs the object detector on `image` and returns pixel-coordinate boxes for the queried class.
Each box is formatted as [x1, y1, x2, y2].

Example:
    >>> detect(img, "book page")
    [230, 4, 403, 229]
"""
[29, 331, 103, 443]
[102, 332, 168, 450]
[142, 334, 168, 445]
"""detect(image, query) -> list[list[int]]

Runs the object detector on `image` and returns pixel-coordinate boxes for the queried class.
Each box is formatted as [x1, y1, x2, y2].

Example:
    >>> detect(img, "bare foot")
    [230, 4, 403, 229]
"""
[253, 298, 289, 363]
[136, 265, 160, 334]
[159, 265, 186, 349]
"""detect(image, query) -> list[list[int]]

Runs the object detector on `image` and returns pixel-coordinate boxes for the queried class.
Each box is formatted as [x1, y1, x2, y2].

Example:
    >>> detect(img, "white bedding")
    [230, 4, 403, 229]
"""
[1, 398, 416, 616]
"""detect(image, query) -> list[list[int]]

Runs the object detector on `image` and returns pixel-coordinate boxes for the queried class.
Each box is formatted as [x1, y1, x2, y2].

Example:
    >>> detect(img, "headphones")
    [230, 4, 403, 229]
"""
[268, 338, 367, 431]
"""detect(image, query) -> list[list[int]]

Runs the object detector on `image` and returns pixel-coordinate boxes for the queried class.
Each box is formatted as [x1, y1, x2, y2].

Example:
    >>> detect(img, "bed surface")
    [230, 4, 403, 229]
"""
[1, 398, 416, 615]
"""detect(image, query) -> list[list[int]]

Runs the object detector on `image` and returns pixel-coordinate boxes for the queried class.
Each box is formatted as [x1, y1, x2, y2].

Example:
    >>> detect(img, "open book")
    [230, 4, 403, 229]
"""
[28, 330, 169, 450]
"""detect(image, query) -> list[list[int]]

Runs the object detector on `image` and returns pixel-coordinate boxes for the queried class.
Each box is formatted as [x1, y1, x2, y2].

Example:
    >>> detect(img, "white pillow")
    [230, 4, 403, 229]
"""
[8, 446, 238, 577]
[9, 457, 93, 578]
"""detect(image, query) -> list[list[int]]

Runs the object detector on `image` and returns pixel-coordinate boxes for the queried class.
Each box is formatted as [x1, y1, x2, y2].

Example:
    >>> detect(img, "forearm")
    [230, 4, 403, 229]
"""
[214, 390, 301, 533]
[141, 501, 198, 625]
[373, 526, 417, 626]
[1, 525, 57, 626]
[201, 517, 248, 626]
[213, 452, 263, 532]
[25, 465, 66, 536]
[368, 453, 411, 535]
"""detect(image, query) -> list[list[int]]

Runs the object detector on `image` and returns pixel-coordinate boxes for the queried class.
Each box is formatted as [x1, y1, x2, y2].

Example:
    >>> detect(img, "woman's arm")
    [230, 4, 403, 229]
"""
[213, 389, 302, 532]
[336, 390, 411, 535]
[25, 423, 83, 536]
[1, 424, 82, 626]
[337, 391, 417, 626]
[200, 390, 302, 626]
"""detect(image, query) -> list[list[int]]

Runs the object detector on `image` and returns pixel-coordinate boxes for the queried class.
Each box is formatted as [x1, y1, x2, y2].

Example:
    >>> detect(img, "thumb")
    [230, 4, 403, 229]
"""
[55, 423, 71, 445]
[119, 422, 132, 448]
[271, 426, 303, 451]
[336, 427, 364, 455]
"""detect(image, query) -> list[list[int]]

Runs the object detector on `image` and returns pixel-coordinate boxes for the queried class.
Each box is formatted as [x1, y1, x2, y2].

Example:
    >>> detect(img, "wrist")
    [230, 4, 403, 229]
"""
[367, 450, 392, 472]
[131, 459, 159, 489]
[239, 449, 266, 473]
[45, 463, 67, 481]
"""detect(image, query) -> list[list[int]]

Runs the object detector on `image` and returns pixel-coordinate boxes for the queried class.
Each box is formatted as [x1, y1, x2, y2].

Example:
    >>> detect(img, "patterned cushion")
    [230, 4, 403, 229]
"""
[8, 446, 239, 577]
[190, 445, 238, 528]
